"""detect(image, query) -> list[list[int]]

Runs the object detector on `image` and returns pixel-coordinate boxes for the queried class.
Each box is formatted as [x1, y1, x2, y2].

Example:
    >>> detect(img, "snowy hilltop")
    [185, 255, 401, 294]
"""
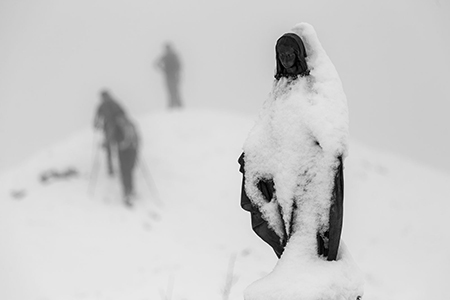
[0, 109, 449, 300]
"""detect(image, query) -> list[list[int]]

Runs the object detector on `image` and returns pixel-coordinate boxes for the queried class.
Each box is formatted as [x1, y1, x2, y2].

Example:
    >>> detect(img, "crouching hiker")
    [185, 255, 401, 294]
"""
[115, 115, 140, 207]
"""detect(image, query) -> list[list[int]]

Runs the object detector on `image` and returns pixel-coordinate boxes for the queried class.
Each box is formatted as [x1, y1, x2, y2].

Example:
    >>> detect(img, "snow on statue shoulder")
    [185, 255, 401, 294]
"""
[241, 22, 363, 300]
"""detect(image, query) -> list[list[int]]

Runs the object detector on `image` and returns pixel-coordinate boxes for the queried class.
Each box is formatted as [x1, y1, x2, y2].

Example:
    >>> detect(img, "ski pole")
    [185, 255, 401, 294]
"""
[138, 155, 162, 206]
[88, 132, 101, 196]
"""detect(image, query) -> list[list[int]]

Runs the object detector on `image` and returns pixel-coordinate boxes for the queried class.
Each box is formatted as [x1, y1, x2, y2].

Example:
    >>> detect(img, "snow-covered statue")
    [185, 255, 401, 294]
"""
[238, 23, 364, 300]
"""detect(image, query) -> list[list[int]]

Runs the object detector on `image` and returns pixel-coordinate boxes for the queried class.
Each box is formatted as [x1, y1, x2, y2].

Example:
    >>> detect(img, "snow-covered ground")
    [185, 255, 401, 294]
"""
[1, 109, 449, 300]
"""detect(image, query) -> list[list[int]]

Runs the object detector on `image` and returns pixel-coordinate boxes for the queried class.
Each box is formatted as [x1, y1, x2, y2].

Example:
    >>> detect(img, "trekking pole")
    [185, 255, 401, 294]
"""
[138, 155, 163, 206]
[88, 131, 101, 196]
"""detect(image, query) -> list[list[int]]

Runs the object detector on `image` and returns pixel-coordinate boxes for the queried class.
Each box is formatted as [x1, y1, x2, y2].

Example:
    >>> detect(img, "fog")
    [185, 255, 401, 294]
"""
[1, 0, 449, 172]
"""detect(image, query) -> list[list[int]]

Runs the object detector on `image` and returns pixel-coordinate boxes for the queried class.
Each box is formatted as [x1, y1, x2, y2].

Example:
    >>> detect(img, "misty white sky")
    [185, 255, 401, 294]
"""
[1, 0, 449, 172]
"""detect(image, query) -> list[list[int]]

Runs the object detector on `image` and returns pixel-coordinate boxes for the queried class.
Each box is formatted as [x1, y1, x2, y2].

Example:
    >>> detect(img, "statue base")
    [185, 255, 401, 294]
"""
[244, 241, 364, 300]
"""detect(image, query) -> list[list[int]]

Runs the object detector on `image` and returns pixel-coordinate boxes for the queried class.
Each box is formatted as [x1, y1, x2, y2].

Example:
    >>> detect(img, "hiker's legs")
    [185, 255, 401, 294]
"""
[166, 75, 181, 108]
[119, 147, 137, 205]
[105, 141, 114, 175]
[104, 125, 116, 176]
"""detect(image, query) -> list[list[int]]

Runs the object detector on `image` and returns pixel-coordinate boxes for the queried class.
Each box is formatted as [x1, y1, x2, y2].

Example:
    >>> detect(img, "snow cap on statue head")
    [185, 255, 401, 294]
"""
[275, 32, 309, 80]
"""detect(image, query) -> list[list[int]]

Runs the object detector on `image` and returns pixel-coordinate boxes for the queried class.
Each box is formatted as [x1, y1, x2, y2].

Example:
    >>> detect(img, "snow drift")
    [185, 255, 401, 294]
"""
[0, 109, 449, 300]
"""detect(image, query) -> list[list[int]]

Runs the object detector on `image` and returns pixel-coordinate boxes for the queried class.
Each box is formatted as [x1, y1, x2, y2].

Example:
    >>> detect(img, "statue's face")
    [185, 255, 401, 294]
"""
[278, 45, 296, 70]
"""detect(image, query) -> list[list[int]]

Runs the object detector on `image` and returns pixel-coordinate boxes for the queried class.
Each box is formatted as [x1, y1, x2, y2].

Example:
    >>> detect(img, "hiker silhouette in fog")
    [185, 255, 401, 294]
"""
[238, 32, 344, 261]
[155, 42, 183, 108]
[93, 90, 126, 176]
[115, 115, 139, 207]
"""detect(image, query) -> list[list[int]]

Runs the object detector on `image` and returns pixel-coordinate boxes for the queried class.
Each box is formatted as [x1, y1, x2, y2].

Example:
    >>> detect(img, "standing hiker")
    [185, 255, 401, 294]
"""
[155, 42, 183, 109]
[115, 115, 140, 206]
[93, 89, 126, 176]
